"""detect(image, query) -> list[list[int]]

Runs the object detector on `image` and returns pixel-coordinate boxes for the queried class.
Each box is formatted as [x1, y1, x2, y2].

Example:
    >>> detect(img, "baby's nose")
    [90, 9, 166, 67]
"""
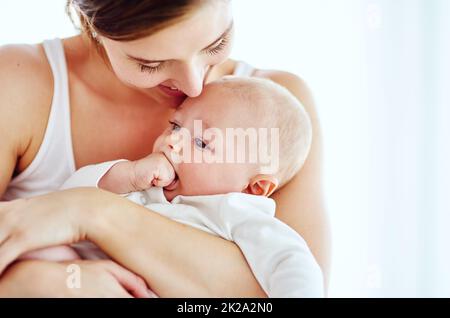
[166, 133, 182, 153]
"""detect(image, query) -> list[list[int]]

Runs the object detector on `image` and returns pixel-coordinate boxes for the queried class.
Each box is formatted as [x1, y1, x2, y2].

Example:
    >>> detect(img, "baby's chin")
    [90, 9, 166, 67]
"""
[163, 185, 246, 202]
[162, 174, 248, 201]
[163, 187, 200, 202]
[163, 188, 179, 202]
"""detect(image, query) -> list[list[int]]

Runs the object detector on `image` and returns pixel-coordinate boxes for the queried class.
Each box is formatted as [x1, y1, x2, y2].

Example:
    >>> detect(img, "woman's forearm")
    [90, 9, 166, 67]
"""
[87, 189, 266, 297]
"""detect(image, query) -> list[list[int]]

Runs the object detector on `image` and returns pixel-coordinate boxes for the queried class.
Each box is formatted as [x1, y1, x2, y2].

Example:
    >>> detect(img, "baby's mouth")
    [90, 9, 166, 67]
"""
[164, 173, 179, 191]
[161, 151, 179, 191]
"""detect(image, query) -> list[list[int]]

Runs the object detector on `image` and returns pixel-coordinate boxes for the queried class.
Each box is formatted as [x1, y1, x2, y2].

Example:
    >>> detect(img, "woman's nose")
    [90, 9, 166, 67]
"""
[178, 62, 205, 98]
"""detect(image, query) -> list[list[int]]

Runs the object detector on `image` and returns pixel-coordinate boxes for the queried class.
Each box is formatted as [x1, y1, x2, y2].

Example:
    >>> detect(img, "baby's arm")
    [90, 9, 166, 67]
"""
[61, 153, 175, 194]
[183, 194, 324, 297]
[233, 216, 324, 297]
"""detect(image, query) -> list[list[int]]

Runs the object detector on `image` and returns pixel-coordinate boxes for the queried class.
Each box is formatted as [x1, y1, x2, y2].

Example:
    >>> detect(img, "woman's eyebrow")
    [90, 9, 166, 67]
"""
[126, 21, 234, 65]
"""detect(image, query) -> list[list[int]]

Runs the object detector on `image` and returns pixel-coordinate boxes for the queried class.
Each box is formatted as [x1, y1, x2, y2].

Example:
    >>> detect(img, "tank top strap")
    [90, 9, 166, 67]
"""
[233, 61, 256, 77]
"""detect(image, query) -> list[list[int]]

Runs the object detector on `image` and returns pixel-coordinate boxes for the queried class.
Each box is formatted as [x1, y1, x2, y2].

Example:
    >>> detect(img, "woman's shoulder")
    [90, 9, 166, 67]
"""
[0, 43, 53, 108]
[254, 68, 330, 287]
[254, 69, 316, 113]
[252, 69, 321, 135]
[224, 60, 316, 112]
[0, 43, 54, 166]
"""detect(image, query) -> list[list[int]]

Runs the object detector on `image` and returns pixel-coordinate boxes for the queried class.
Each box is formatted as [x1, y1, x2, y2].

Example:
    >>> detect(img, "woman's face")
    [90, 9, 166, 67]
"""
[100, 1, 234, 104]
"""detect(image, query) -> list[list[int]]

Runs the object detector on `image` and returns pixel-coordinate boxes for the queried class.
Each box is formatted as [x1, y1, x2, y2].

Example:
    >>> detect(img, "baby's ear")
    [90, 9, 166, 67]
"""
[243, 175, 279, 197]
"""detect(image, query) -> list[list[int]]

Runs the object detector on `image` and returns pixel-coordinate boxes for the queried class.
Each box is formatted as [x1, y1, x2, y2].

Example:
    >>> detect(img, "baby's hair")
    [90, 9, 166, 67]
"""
[210, 76, 313, 188]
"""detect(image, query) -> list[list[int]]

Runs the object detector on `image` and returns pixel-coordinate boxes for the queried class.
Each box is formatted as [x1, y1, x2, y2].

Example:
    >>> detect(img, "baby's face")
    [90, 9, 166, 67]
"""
[153, 85, 261, 201]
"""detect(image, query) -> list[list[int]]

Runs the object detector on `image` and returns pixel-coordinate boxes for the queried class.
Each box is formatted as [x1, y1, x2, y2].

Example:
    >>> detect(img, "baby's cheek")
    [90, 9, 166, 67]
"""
[152, 133, 168, 153]
[218, 164, 254, 192]
[178, 164, 220, 195]
[152, 137, 162, 153]
[186, 166, 208, 192]
[178, 161, 248, 196]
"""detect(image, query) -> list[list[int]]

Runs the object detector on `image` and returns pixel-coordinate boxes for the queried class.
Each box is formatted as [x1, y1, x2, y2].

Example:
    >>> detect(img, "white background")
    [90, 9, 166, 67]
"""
[1, 0, 449, 297]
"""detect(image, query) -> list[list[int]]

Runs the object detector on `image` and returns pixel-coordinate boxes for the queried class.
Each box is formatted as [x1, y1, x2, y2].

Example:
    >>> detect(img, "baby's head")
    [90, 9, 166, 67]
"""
[153, 77, 312, 201]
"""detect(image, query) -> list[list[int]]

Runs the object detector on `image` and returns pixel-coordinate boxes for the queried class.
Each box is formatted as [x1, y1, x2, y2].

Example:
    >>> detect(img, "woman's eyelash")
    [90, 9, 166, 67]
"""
[206, 34, 230, 56]
[139, 63, 163, 74]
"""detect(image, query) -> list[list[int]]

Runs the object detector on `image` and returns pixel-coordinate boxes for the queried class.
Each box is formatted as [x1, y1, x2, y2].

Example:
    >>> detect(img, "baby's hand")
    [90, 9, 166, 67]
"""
[98, 153, 175, 194]
[131, 153, 176, 191]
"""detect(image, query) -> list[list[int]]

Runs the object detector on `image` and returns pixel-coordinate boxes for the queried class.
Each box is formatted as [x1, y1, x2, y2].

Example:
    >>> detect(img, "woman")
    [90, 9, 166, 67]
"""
[0, 0, 330, 297]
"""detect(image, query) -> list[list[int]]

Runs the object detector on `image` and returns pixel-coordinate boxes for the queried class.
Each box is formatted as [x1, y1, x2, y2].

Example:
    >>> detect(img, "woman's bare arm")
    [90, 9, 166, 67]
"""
[0, 45, 76, 297]
[0, 259, 147, 298]
[0, 48, 25, 196]
[0, 186, 266, 297]
[86, 189, 266, 297]
[263, 71, 332, 290]
[0, 44, 53, 197]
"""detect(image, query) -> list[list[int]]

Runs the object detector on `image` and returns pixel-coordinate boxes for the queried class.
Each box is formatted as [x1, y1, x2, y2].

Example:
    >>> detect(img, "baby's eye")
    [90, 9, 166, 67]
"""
[169, 121, 181, 132]
[194, 137, 208, 150]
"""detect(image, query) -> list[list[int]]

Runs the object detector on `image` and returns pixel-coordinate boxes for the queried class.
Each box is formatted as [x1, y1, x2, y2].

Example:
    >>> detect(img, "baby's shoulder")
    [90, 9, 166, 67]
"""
[171, 192, 275, 217]
[218, 192, 276, 218]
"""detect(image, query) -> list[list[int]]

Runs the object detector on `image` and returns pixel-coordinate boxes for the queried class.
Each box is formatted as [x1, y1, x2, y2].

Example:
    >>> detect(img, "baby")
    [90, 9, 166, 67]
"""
[22, 77, 323, 297]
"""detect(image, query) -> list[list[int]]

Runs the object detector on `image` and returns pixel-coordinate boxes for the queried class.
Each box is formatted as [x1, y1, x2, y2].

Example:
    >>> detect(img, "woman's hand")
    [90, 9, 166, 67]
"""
[63, 260, 151, 298]
[0, 260, 150, 298]
[0, 188, 103, 274]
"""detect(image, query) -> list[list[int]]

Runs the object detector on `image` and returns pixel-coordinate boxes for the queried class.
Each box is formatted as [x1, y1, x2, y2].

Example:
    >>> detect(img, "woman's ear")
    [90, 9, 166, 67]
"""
[243, 175, 279, 197]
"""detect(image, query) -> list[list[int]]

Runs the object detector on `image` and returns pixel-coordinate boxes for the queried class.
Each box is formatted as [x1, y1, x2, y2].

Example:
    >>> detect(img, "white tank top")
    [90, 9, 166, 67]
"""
[233, 60, 256, 77]
[2, 39, 255, 201]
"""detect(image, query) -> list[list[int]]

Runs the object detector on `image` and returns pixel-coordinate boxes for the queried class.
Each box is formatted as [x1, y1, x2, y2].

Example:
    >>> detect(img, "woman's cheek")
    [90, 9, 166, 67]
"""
[119, 70, 163, 89]
[207, 46, 233, 67]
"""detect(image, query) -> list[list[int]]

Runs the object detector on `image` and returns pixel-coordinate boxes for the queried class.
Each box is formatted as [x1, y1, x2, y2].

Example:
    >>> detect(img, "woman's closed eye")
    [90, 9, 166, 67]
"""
[139, 62, 164, 74]
[138, 36, 229, 74]
[205, 33, 230, 56]
[136, 27, 232, 74]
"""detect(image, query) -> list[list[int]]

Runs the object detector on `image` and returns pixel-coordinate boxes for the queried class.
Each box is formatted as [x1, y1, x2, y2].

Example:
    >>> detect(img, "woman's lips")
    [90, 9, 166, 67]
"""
[158, 85, 187, 98]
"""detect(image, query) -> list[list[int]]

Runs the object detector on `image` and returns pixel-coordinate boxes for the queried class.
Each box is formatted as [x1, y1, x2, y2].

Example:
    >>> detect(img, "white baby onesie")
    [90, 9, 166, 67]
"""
[61, 160, 324, 298]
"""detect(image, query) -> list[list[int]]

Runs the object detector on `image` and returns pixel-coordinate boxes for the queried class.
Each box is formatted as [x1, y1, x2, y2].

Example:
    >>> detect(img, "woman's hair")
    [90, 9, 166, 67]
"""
[66, 0, 208, 42]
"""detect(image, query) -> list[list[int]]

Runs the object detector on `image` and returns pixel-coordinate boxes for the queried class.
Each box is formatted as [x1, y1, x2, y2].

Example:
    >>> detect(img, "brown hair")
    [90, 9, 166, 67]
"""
[66, 0, 208, 42]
